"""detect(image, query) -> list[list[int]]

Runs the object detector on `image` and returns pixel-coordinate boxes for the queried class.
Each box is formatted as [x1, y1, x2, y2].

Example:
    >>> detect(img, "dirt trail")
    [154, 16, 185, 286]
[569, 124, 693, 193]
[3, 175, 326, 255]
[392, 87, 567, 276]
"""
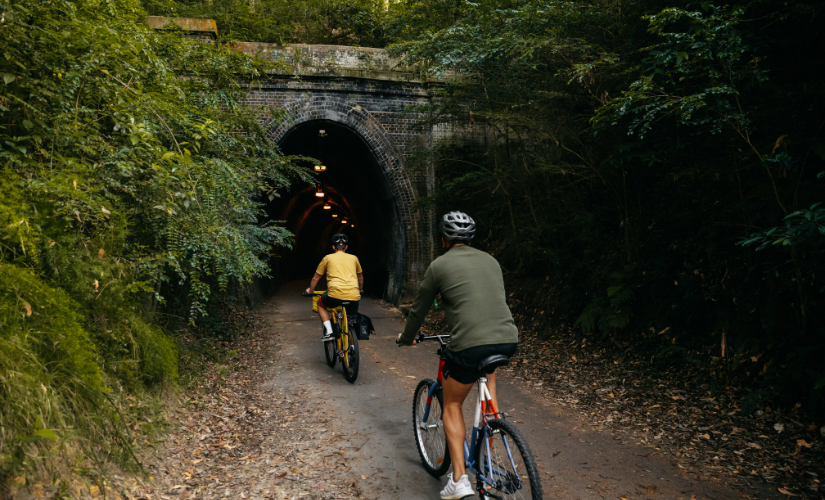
[131, 282, 779, 500]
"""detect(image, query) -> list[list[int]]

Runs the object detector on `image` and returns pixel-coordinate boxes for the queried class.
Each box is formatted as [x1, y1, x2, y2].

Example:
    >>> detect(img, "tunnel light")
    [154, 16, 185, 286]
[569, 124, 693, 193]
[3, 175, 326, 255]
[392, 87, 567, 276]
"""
[351, 224, 355, 228]
[332, 214, 338, 218]
[341, 219, 348, 224]
[323, 203, 331, 210]
[315, 187, 324, 198]
[314, 164, 327, 172]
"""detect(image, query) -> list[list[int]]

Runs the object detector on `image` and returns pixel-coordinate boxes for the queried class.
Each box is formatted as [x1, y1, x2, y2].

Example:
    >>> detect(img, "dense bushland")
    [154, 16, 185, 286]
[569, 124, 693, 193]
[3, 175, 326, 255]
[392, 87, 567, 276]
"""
[0, 0, 308, 493]
[5, 0, 825, 492]
[142, 0, 824, 419]
[392, 0, 825, 418]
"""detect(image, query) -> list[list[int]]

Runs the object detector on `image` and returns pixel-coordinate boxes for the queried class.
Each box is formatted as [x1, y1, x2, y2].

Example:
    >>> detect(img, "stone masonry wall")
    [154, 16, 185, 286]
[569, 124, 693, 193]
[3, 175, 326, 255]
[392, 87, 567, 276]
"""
[244, 73, 441, 302]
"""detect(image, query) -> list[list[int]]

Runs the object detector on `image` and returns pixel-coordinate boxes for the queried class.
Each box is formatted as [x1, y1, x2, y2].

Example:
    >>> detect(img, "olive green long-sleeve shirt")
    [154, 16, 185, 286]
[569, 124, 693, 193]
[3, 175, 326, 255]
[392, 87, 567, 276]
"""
[400, 245, 519, 351]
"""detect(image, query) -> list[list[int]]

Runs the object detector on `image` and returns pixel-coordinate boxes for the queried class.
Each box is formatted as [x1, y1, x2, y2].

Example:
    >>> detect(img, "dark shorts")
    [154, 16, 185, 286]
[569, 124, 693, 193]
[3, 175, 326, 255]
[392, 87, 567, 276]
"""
[318, 292, 359, 318]
[443, 343, 518, 385]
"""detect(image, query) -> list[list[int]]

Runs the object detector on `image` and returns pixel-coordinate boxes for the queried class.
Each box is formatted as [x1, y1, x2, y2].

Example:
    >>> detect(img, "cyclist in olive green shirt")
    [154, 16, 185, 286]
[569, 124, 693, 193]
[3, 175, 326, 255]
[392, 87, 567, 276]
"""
[397, 211, 518, 500]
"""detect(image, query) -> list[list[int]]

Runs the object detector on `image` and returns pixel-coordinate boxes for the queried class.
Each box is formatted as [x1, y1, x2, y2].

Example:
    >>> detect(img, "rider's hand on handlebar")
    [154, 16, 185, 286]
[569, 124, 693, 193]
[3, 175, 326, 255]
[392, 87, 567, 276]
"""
[305, 287, 312, 294]
[396, 333, 416, 345]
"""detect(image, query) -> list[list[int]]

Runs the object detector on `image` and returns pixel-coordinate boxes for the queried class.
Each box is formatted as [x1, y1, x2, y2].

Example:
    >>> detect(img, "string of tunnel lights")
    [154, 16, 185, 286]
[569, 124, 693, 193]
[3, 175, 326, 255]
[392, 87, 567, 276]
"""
[314, 129, 328, 172]
[312, 128, 355, 228]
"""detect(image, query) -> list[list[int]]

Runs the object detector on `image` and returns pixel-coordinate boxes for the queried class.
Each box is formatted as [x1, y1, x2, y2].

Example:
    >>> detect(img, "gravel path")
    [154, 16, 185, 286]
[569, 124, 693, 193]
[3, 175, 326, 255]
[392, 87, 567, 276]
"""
[121, 282, 782, 500]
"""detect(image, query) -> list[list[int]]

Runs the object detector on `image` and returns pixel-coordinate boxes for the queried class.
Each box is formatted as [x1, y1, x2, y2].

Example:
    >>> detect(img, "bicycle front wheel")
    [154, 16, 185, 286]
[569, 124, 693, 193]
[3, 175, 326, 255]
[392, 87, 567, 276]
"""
[474, 418, 542, 500]
[412, 379, 450, 477]
[342, 330, 359, 383]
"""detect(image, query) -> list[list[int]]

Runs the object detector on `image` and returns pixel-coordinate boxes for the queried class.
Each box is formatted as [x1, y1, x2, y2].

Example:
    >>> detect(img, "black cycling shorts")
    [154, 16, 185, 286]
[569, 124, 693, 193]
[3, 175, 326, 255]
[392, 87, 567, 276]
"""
[318, 292, 359, 317]
[443, 343, 518, 385]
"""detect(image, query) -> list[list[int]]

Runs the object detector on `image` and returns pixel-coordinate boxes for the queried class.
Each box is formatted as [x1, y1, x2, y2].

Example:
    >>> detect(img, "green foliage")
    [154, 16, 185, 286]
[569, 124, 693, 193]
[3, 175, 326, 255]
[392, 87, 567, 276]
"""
[0, 0, 309, 487]
[145, 0, 390, 46]
[593, 4, 767, 137]
[576, 274, 636, 334]
[396, 0, 825, 418]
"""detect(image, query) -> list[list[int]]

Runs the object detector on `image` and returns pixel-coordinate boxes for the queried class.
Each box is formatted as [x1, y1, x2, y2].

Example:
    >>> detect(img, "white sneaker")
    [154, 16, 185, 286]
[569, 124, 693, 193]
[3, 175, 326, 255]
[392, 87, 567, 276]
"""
[322, 333, 334, 342]
[440, 473, 474, 499]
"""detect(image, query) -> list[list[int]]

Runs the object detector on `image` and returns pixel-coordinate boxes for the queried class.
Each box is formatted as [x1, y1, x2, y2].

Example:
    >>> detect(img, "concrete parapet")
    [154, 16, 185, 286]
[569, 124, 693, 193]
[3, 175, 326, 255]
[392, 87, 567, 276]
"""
[145, 17, 424, 82]
[228, 42, 422, 82]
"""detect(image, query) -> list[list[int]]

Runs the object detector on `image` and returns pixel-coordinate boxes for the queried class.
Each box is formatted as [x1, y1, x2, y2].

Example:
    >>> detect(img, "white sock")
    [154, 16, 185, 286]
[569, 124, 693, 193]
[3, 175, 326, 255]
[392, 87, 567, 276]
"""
[323, 320, 332, 334]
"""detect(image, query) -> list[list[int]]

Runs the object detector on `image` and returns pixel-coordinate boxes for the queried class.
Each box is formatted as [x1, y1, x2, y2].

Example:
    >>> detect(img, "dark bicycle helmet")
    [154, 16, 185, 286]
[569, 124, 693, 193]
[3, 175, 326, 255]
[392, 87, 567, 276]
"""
[440, 211, 475, 243]
[332, 233, 349, 245]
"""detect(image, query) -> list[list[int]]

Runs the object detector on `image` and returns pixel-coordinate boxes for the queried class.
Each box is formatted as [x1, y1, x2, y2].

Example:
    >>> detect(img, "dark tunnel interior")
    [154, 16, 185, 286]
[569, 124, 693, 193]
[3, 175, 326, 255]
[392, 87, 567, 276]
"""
[265, 120, 403, 300]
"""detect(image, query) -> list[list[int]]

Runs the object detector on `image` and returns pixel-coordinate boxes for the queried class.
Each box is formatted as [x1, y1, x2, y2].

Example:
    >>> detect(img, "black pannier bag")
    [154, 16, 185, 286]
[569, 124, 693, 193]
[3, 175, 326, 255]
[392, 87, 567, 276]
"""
[354, 313, 375, 340]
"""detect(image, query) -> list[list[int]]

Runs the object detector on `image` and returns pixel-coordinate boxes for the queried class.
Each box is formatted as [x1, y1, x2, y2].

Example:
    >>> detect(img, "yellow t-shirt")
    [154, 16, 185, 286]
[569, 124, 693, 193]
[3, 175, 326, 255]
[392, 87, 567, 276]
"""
[316, 251, 363, 301]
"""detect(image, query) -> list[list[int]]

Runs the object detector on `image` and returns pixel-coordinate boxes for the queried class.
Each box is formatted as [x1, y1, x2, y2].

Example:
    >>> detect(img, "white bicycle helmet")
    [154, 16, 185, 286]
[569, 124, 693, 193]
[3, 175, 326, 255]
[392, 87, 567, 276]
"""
[440, 211, 475, 243]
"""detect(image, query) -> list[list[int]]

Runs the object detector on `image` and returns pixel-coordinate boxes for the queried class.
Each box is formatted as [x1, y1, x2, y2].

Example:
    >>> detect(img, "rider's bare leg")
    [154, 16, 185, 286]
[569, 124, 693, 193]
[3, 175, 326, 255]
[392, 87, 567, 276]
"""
[442, 375, 474, 478]
[317, 303, 330, 323]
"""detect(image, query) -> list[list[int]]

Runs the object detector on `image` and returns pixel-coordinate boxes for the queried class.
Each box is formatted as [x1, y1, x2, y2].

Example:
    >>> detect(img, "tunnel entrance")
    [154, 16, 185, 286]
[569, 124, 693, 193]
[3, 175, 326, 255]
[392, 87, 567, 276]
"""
[266, 120, 406, 302]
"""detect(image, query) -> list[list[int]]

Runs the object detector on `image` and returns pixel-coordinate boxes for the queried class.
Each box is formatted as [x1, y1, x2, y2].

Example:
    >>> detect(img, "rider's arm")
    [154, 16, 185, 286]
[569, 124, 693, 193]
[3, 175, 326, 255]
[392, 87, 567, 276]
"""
[309, 272, 322, 292]
[357, 273, 364, 292]
[399, 265, 437, 345]
[307, 256, 328, 293]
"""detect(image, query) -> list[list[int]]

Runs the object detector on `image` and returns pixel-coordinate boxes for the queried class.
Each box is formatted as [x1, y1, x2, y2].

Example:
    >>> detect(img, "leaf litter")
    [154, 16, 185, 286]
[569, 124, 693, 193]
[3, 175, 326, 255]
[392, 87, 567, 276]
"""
[420, 310, 825, 499]
[117, 309, 364, 500]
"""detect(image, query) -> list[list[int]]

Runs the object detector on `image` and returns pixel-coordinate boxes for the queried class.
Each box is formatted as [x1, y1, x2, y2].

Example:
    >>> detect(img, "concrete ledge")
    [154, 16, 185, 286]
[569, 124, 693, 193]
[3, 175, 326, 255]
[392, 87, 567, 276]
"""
[228, 42, 422, 82]
[145, 17, 425, 82]
[146, 16, 218, 38]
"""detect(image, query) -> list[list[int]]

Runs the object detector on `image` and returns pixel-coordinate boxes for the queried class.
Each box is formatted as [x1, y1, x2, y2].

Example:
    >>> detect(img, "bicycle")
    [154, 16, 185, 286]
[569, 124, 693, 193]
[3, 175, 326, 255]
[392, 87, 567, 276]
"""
[303, 291, 359, 383]
[398, 332, 542, 499]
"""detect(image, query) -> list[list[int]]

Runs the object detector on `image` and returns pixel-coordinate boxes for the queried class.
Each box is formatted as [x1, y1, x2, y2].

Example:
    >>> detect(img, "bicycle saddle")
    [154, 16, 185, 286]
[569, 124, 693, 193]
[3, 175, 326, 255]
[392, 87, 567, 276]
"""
[478, 354, 509, 375]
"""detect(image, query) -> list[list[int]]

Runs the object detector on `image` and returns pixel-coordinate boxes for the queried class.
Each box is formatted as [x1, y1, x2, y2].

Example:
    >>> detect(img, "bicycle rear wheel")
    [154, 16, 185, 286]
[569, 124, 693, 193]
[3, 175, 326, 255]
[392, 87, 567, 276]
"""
[342, 330, 359, 383]
[474, 418, 542, 500]
[412, 379, 450, 477]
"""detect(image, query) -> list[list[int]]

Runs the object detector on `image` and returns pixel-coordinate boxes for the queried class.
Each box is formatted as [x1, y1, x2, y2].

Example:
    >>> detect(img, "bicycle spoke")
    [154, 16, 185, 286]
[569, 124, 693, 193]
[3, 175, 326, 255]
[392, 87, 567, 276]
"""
[479, 425, 536, 500]
[421, 396, 445, 462]
[414, 382, 447, 471]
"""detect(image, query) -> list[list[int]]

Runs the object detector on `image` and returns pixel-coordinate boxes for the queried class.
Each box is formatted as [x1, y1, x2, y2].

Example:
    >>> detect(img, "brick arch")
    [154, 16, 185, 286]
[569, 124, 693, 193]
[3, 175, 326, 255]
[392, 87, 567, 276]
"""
[268, 97, 404, 180]
[266, 95, 421, 303]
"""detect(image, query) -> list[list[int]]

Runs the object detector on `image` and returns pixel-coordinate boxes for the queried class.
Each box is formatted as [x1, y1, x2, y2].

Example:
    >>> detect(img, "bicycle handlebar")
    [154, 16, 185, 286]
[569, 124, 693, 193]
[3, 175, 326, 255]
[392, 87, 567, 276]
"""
[301, 292, 314, 297]
[397, 331, 450, 346]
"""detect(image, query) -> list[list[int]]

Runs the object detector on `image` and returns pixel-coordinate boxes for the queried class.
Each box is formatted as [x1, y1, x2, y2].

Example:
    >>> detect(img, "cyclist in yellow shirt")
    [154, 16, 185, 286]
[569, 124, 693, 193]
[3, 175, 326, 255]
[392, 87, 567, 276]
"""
[306, 233, 364, 341]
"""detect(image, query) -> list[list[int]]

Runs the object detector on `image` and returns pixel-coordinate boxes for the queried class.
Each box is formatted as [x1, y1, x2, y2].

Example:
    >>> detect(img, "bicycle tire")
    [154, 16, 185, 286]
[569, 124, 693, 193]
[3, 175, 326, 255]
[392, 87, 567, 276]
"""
[474, 418, 542, 500]
[342, 330, 359, 383]
[324, 330, 337, 368]
[412, 379, 451, 477]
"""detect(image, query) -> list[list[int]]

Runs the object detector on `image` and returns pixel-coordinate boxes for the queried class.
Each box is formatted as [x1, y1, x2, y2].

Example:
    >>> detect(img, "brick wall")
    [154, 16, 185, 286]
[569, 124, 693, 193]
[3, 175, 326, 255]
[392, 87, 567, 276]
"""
[245, 75, 441, 303]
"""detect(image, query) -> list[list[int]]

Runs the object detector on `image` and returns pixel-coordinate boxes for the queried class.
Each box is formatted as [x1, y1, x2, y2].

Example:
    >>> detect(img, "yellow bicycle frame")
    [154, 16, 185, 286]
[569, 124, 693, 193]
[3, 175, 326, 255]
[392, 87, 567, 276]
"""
[331, 305, 352, 368]
[312, 291, 353, 369]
